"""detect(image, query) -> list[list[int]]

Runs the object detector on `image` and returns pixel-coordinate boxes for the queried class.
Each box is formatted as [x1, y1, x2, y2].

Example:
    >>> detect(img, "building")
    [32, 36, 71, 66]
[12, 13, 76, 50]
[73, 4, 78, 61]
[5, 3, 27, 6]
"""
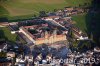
[9, 22, 18, 25]
[15, 58, 26, 66]
[25, 54, 33, 62]
[35, 30, 66, 44]
[19, 27, 35, 44]
[0, 58, 12, 66]
[65, 7, 74, 12]
[94, 47, 100, 52]
[19, 26, 66, 45]
[37, 64, 53, 66]
[71, 26, 88, 40]
[7, 52, 15, 59]
[0, 22, 9, 27]
[15, 54, 33, 66]
[42, 16, 60, 20]
[75, 8, 84, 13]
[0, 43, 7, 52]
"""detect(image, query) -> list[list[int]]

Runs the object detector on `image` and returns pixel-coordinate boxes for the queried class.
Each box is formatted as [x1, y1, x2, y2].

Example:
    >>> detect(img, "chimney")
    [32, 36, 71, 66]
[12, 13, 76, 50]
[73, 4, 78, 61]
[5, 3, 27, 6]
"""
[53, 30, 57, 42]
[53, 30, 57, 36]
[45, 31, 48, 39]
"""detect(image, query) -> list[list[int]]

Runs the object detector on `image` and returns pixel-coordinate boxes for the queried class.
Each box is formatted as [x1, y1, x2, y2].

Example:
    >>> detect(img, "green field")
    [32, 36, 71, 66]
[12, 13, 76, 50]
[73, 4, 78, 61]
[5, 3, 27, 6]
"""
[0, 0, 92, 21]
[72, 13, 87, 32]
[0, 27, 17, 42]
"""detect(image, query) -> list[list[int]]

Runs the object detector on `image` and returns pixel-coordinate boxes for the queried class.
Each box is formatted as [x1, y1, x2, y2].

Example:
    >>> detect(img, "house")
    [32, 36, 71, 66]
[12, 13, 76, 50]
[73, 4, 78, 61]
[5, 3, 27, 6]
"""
[0, 22, 9, 27]
[38, 64, 53, 66]
[75, 8, 84, 13]
[0, 43, 7, 52]
[35, 53, 42, 61]
[15, 58, 26, 66]
[42, 16, 60, 20]
[15, 54, 33, 66]
[9, 22, 18, 25]
[0, 58, 12, 66]
[25, 54, 33, 62]
[55, 9, 64, 16]
[71, 26, 88, 40]
[46, 54, 52, 61]
[65, 7, 74, 12]
[7, 52, 15, 59]
[15, 55, 26, 66]
[65, 12, 72, 16]
[71, 10, 78, 15]
[94, 47, 100, 52]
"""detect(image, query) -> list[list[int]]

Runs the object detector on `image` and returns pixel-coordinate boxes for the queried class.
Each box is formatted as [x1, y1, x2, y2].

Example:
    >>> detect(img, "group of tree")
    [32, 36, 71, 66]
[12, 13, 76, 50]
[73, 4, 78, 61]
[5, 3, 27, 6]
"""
[86, 0, 100, 47]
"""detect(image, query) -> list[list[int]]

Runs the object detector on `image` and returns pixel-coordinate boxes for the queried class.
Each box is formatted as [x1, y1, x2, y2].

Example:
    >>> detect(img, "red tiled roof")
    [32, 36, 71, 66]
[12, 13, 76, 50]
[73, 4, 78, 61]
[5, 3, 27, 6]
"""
[24, 25, 38, 29]
[0, 22, 9, 25]
[24, 26, 34, 29]
[55, 19, 64, 22]
[36, 38, 45, 40]
[20, 27, 35, 38]
[73, 31, 81, 37]
[56, 35, 65, 38]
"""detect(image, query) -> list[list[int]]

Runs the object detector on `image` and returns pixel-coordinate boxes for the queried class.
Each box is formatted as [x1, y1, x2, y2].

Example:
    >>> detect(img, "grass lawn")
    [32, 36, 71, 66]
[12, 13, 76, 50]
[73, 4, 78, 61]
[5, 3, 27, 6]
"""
[0, 52, 6, 57]
[0, 0, 92, 21]
[72, 13, 87, 32]
[0, 27, 17, 42]
[0, 5, 9, 17]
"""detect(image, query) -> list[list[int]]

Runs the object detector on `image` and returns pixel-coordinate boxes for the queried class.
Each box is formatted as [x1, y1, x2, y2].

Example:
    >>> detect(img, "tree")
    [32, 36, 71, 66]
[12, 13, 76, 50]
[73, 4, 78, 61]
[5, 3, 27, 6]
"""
[39, 11, 47, 17]
[54, 9, 57, 12]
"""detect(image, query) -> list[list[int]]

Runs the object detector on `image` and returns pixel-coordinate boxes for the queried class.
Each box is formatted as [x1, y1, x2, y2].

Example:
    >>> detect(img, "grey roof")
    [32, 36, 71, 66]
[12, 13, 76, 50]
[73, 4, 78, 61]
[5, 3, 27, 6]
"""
[0, 58, 11, 63]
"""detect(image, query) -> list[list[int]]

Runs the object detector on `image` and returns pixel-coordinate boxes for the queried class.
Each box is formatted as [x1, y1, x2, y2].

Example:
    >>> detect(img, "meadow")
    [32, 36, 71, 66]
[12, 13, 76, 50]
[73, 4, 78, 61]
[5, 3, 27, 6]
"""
[0, 27, 17, 42]
[72, 13, 87, 32]
[0, 0, 92, 21]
